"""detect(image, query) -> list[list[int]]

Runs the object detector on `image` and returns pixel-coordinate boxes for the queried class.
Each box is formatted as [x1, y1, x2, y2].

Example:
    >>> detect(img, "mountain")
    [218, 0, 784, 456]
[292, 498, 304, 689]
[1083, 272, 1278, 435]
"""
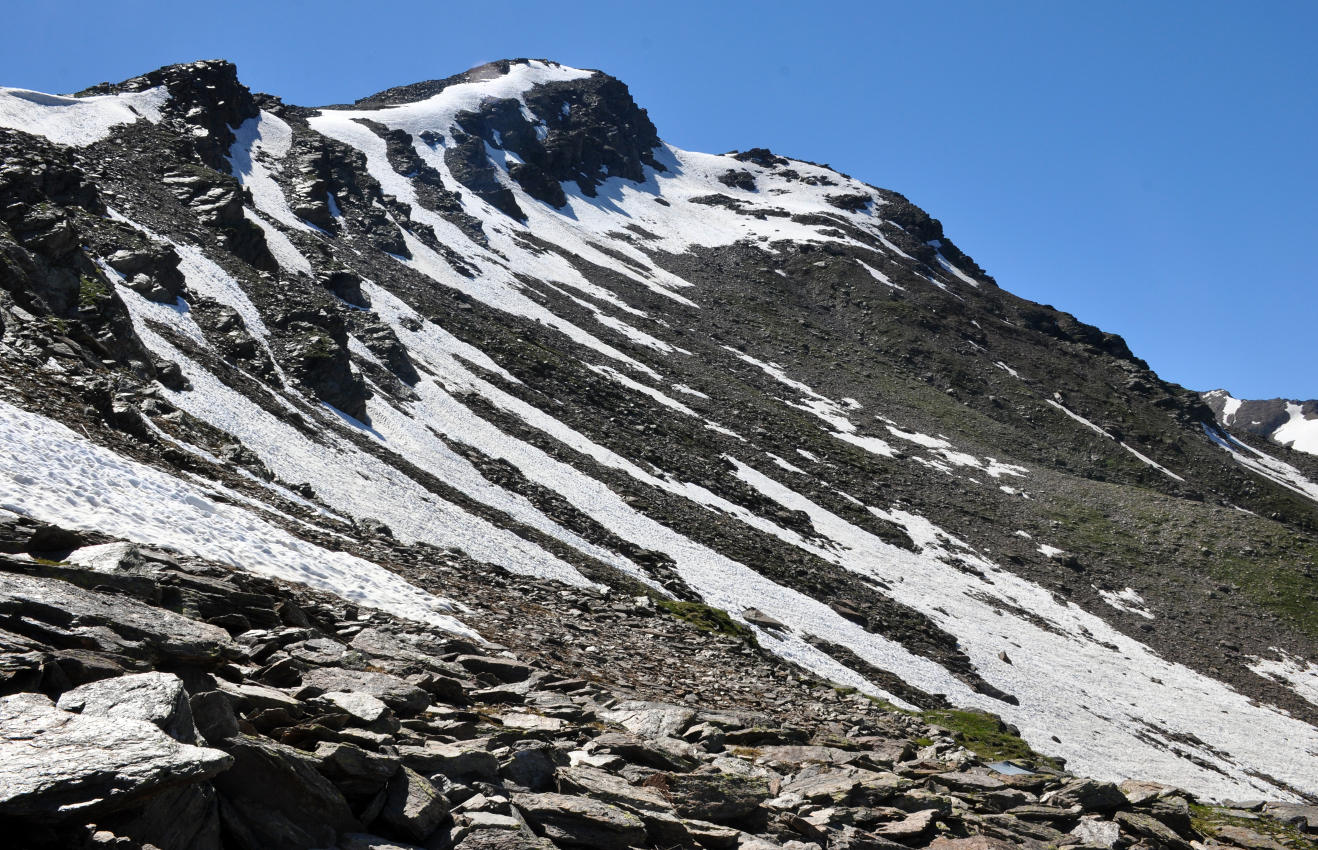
[1204, 389, 1318, 457]
[2, 58, 1317, 848]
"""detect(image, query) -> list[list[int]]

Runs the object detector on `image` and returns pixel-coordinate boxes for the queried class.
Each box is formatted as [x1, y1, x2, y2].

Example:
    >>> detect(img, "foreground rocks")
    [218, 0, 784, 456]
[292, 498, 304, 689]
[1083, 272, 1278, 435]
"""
[0, 530, 1313, 850]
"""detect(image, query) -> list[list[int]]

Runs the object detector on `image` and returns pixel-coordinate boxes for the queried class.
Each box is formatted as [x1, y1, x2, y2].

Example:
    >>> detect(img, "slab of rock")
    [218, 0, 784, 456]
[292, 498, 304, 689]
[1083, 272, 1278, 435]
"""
[300, 667, 430, 714]
[665, 770, 773, 824]
[212, 733, 359, 850]
[754, 744, 859, 769]
[872, 808, 940, 840]
[557, 764, 674, 815]
[1114, 811, 1192, 850]
[599, 700, 697, 739]
[514, 791, 647, 848]
[1262, 802, 1318, 832]
[399, 741, 500, 782]
[927, 837, 1020, 850]
[0, 571, 235, 666]
[379, 766, 450, 842]
[498, 711, 564, 732]
[1214, 825, 1289, 850]
[588, 729, 700, 772]
[781, 767, 904, 806]
[314, 741, 400, 797]
[930, 771, 1006, 792]
[0, 692, 232, 819]
[57, 671, 199, 743]
[456, 654, 532, 683]
[1069, 817, 1122, 848]
[1043, 778, 1127, 813]
[339, 834, 427, 850]
[324, 690, 393, 726]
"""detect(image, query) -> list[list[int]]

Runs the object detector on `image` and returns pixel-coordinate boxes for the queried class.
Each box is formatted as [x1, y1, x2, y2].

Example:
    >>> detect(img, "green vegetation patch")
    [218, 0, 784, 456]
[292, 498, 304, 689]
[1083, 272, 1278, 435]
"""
[920, 707, 1064, 770]
[1189, 803, 1318, 850]
[78, 274, 110, 307]
[656, 599, 759, 644]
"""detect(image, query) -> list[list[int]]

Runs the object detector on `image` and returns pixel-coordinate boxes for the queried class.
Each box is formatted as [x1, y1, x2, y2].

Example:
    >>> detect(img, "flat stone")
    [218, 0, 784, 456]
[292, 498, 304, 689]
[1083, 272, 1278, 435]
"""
[599, 700, 697, 739]
[514, 791, 647, 848]
[754, 744, 858, 769]
[0, 692, 232, 819]
[0, 571, 235, 666]
[1070, 817, 1122, 848]
[57, 671, 198, 743]
[931, 770, 1007, 792]
[1214, 825, 1289, 850]
[498, 712, 564, 732]
[1262, 803, 1318, 832]
[666, 770, 773, 824]
[300, 667, 430, 714]
[872, 808, 940, 839]
[314, 741, 400, 796]
[399, 741, 500, 782]
[324, 690, 391, 725]
[456, 654, 532, 683]
[1114, 811, 1192, 850]
[1043, 778, 1127, 813]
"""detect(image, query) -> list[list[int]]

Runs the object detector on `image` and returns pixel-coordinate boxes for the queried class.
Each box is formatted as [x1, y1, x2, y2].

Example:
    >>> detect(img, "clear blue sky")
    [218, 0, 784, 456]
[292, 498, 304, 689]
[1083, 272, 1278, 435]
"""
[3, 1, 1314, 398]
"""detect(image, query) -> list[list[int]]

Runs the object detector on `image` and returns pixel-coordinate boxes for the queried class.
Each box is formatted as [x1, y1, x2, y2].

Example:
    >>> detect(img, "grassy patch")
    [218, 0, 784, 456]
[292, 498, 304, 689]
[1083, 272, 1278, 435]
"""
[78, 274, 110, 308]
[1189, 803, 1318, 850]
[656, 599, 759, 644]
[919, 707, 1064, 769]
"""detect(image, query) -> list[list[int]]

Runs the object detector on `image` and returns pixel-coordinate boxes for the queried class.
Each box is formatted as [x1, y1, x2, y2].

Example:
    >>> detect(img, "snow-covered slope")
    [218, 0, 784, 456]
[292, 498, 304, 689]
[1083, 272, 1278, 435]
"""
[3, 58, 1318, 803]
[1205, 388, 1318, 457]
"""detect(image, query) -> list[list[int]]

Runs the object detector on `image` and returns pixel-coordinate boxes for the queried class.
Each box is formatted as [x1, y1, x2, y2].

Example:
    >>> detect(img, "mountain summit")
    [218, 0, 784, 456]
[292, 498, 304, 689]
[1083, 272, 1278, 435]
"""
[1, 59, 1317, 847]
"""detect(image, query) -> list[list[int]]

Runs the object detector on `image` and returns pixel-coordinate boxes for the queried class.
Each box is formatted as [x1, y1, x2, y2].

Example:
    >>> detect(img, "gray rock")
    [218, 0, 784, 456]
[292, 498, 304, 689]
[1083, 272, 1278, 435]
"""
[599, 700, 697, 739]
[57, 671, 199, 743]
[399, 741, 500, 782]
[1043, 778, 1128, 813]
[300, 667, 431, 714]
[0, 571, 235, 666]
[379, 766, 450, 842]
[190, 690, 240, 744]
[780, 767, 904, 806]
[339, 834, 426, 850]
[324, 690, 394, 726]
[0, 692, 232, 819]
[500, 745, 558, 790]
[456, 654, 532, 683]
[1069, 817, 1122, 848]
[514, 791, 647, 848]
[112, 781, 223, 850]
[1262, 802, 1318, 832]
[315, 741, 401, 797]
[666, 770, 773, 824]
[212, 733, 359, 850]
[1113, 811, 1192, 850]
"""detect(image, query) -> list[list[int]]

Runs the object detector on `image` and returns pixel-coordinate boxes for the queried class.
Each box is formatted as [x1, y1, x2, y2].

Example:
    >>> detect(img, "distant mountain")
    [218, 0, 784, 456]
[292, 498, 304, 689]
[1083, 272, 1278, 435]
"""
[1204, 389, 1318, 456]
[2, 58, 1318, 847]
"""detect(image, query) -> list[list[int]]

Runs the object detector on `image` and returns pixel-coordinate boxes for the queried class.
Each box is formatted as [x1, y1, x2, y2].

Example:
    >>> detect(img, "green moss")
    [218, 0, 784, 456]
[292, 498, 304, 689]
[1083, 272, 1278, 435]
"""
[656, 599, 759, 644]
[919, 707, 1064, 770]
[1189, 803, 1318, 850]
[78, 274, 110, 307]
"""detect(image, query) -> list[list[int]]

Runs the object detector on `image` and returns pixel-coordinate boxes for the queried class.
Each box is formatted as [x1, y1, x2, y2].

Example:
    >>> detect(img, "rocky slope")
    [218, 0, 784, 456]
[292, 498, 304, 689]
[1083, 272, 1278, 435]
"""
[1204, 390, 1318, 458]
[1, 57, 1318, 848]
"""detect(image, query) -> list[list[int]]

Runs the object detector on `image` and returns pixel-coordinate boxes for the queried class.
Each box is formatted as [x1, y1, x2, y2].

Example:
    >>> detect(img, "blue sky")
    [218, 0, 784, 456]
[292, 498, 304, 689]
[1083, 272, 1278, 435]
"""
[3, 1, 1314, 398]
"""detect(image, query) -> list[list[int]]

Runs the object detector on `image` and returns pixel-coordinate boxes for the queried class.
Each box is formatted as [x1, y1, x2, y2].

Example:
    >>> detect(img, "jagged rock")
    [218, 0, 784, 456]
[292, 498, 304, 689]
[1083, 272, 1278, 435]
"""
[379, 766, 449, 842]
[212, 733, 359, 850]
[0, 692, 232, 819]
[500, 744, 558, 790]
[872, 808, 940, 840]
[1214, 824, 1289, 850]
[399, 740, 500, 782]
[0, 570, 236, 667]
[1114, 811, 1192, 850]
[779, 767, 905, 806]
[57, 671, 199, 744]
[514, 791, 648, 848]
[339, 834, 426, 850]
[1261, 802, 1318, 832]
[1069, 816, 1122, 848]
[1042, 778, 1127, 813]
[662, 770, 773, 825]
[587, 729, 700, 772]
[315, 741, 401, 797]
[299, 667, 431, 714]
[456, 654, 533, 683]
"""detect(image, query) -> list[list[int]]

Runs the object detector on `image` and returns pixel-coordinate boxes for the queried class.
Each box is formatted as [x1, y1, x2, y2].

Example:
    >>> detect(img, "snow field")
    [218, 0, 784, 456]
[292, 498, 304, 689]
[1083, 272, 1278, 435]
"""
[0, 86, 169, 146]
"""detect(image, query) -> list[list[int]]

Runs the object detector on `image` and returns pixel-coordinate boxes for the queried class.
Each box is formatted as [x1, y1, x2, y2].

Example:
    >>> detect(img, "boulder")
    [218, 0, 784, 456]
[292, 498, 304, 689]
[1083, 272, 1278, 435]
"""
[399, 741, 500, 782]
[57, 671, 199, 743]
[1069, 817, 1122, 848]
[378, 766, 450, 842]
[212, 733, 359, 850]
[0, 692, 232, 819]
[1043, 778, 1127, 813]
[1262, 802, 1318, 833]
[300, 667, 431, 714]
[1214, 825, 1289, 850]
[1114, 811, 1192, 850]
[599, 700, 697, 739]
[315, 741, 401, 797]
[664, 770, 773, 824]
[0, 571, 235, 666]
[455, 654, 533, 683]
[514, 791, 647, 848]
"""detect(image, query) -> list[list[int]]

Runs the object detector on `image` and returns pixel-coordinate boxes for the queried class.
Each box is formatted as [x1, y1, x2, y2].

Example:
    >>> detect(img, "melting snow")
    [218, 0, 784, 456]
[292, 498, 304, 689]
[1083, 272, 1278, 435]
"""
[0, 401, 476, 637]
[0, 86, 169, 146]
[1097, 587, 1155, 619]
[1249, 649, 1318, 708]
